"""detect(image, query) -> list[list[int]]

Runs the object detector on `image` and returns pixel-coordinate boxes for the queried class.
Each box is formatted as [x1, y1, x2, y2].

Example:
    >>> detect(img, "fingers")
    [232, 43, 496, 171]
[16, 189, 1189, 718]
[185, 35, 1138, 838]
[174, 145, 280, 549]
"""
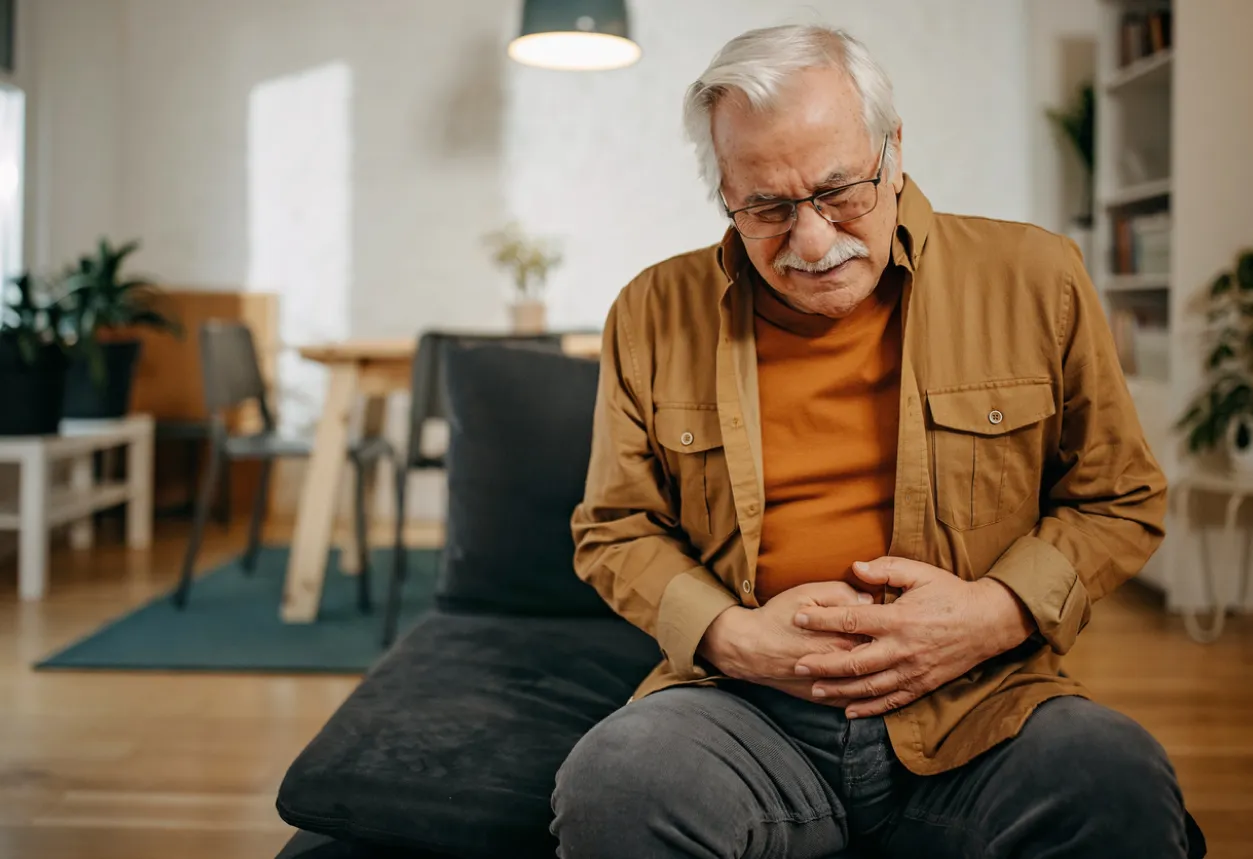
[845, 688, 922, 719]
[809, 669, 908, 704]
[794, 580, 874, 607]
[793, 641, 896, 679]
[848, 556, 932, 590]
[794, 604, 898, 637]
[759, 678, 853, 708]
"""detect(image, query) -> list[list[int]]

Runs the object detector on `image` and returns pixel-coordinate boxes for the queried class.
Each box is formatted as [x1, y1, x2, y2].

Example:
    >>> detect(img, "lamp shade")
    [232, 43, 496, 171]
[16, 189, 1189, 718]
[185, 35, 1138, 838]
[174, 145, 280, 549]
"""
[509, 0, 641, 71]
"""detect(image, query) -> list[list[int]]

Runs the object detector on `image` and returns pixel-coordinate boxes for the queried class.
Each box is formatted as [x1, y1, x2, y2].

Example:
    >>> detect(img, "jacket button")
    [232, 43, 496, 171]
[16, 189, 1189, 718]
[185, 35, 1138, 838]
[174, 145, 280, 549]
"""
[730, 416, 742, 428]
[746, 502, 759, 515]
[742, 580, 752, 593]
[988, 409, 1003, 425]
[680, 431, 694, 446]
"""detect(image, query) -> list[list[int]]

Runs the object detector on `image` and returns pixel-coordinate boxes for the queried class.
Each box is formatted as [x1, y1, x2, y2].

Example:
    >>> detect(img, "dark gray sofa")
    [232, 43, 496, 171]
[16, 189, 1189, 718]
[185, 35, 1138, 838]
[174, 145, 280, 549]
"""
[274, 341, 662, 858]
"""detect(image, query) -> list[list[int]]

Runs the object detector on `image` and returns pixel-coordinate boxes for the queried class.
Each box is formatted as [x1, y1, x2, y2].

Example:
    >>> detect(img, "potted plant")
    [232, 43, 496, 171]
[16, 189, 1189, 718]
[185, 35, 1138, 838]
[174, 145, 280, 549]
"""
[59, 237, 182, 419]
[1177, 248, 1253, 471]
[484, 222, 563, 333]
[1046, 81, 1095, 260]
[0, 271, 72, 435]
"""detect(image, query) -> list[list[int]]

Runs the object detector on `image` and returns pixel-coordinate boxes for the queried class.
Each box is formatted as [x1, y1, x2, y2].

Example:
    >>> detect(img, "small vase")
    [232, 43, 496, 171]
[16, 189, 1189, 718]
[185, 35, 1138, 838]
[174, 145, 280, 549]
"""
[1227, 416, 1253, 475]
[510, 300, 546, 334]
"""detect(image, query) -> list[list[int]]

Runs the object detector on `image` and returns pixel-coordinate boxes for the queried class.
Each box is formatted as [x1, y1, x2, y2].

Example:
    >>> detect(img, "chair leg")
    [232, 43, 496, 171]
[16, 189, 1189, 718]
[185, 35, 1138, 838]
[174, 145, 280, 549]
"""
[382, 463, 408, 647]
[173, 441, 224, 608]
[353, 457, 372, 613]
[216, 453, 232, 527]
[241, 458, 273, 574]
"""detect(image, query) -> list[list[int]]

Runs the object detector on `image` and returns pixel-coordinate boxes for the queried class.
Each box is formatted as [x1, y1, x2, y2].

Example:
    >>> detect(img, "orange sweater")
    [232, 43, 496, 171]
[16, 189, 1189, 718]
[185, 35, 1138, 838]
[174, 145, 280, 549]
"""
[752, 273, 903, 603]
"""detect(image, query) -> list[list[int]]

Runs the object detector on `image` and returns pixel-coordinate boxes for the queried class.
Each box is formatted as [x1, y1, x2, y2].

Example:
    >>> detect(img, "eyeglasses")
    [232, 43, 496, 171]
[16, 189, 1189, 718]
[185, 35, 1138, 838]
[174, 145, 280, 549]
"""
[722, 136, 889, 240]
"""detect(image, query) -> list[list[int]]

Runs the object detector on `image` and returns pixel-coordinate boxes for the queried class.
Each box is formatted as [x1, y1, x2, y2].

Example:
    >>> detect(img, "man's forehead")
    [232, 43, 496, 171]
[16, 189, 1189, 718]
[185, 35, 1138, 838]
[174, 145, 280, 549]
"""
[717, 130, 873, 202]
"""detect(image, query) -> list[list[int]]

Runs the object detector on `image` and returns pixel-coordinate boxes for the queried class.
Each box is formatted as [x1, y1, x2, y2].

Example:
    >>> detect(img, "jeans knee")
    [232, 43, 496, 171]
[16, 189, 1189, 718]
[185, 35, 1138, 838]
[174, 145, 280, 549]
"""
[1026, 697, 1178, 804]
[553, 703, 696, 817]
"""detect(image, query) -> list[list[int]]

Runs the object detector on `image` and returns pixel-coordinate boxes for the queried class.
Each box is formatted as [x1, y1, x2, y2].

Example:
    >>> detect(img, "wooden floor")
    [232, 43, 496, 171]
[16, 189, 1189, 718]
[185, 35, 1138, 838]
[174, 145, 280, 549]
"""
[1, 519, 1251, 859]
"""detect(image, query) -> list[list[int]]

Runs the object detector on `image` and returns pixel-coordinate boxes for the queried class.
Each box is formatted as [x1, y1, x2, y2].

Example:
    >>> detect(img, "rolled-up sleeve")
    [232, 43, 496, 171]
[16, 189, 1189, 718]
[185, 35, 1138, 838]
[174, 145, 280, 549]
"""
[571, 294, 738, 677]
[986, 237, 1167, 654]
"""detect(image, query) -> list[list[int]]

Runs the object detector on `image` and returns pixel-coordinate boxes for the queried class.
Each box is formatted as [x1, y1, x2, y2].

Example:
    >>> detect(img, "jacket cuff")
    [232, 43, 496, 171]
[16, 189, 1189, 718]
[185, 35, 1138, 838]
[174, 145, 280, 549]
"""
[985, 535, 1090, 655]
[655, 567, 740, 677]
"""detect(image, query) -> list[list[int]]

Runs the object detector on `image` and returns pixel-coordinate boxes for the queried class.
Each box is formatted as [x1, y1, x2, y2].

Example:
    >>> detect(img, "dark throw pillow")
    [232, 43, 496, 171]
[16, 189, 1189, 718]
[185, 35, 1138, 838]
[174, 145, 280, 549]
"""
[435, 341, 613, 617]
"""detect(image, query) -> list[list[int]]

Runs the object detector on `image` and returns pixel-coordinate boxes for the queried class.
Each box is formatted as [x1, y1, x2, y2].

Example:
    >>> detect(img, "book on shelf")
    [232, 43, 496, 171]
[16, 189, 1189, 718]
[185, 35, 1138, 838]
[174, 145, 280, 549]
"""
[1119, 8, 1172, 67]
[1111, 211, 1171, 275]
[1110, 307, 1170, 381]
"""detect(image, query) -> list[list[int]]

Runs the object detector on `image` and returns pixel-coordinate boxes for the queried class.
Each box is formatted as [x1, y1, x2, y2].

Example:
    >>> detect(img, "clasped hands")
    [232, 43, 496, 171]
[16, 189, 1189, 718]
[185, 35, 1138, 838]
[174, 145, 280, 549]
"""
[698, 558, 1035, 719]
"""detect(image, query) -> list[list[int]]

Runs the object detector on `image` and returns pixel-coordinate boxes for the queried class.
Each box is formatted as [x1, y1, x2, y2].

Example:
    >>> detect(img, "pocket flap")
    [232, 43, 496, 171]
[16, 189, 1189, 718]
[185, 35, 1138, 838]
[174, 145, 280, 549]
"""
[655, 406, 723, 452]
[928, 381, 1056, 436]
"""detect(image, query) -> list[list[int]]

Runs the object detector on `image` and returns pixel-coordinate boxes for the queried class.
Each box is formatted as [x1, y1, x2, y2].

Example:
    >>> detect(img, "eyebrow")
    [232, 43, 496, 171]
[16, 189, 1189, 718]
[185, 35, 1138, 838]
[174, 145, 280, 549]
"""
[742, 169, 854, 205]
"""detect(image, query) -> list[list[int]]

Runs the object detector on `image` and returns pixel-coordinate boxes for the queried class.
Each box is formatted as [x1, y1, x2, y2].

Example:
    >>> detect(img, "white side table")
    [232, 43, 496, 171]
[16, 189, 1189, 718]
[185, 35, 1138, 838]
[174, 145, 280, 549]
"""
[1169, 470, 1253, 642]
[0, 414, 154, 600]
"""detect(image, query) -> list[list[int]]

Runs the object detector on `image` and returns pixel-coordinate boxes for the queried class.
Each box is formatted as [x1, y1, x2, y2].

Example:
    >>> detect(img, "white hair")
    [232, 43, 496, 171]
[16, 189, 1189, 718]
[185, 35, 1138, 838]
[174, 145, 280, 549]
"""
[682, 25, 900, 202]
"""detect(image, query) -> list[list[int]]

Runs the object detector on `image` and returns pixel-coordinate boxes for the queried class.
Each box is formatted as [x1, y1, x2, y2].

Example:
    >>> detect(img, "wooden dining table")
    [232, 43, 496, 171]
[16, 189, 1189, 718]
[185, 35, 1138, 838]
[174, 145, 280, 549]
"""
[280, 332, 602, 623]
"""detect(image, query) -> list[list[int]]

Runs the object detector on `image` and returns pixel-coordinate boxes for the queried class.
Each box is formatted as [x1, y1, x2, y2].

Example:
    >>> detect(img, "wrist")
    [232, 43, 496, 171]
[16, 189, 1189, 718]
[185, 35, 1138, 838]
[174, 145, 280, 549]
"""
[974, 578, 1035, 655]
[697, 605, 751, 678]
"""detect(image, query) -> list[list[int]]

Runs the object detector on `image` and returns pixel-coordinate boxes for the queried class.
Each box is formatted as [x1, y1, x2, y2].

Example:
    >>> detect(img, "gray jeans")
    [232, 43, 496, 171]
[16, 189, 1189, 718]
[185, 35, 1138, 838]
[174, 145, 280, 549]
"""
[551, 681, 1203, 858]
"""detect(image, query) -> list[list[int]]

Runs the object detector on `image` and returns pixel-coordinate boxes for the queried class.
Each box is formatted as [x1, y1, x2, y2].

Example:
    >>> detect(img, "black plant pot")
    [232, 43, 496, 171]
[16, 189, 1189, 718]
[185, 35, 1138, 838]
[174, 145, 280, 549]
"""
[63, 340, 143, 419]
[0, 338, 68, 436]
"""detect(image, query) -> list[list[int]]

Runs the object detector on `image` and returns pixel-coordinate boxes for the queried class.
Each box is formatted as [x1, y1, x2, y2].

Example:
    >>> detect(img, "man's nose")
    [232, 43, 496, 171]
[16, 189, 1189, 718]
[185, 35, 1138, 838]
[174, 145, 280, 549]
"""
[789, 204, 835, 263]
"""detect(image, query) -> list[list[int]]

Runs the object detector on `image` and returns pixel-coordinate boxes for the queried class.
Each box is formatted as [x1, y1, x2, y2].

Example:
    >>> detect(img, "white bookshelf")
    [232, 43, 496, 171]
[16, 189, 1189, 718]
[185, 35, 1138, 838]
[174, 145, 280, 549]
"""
[1094, 1, 1174, 383]
[1094, 0, 1175, 592]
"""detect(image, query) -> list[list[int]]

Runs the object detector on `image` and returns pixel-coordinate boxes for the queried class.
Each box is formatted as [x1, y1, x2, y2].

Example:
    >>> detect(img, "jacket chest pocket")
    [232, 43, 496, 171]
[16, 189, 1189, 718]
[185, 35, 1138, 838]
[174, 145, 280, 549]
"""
[927, 381, 1055, 531]
[655, 406, 727, 537]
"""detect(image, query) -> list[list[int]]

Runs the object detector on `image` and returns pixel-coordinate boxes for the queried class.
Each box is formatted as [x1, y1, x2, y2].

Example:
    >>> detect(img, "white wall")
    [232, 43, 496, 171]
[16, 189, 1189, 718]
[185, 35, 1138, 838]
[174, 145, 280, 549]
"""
[22, 0, 124, 272]
[1025, 0, 1099, 236]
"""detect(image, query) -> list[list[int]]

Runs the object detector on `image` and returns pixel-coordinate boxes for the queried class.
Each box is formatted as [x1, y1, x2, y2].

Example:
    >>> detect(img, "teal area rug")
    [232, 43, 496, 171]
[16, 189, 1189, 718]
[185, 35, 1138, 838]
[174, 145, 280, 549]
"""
[35, 546, 440, 674]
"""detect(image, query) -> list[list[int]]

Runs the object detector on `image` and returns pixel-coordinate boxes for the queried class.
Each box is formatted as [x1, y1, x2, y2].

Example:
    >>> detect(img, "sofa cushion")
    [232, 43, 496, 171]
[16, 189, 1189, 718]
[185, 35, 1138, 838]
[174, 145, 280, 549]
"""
[436, 341, 612, 617]
[276, 610, 659, 858]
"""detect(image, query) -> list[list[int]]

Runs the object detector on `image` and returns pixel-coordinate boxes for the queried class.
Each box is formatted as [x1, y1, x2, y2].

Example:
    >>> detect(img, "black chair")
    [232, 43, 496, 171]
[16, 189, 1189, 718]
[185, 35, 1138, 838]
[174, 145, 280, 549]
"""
[173, 321, 377, 613]
[363, 331, 565, 645]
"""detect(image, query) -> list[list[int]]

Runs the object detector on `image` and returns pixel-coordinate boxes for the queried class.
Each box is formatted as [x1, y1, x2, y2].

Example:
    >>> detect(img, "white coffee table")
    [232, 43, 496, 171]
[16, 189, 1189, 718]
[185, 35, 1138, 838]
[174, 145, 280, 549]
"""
[0, 414, 154, 600]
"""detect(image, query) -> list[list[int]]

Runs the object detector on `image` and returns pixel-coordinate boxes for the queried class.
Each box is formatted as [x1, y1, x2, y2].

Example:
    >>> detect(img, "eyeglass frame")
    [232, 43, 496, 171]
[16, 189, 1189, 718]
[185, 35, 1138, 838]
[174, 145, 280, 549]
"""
[720, 135, 890, 240]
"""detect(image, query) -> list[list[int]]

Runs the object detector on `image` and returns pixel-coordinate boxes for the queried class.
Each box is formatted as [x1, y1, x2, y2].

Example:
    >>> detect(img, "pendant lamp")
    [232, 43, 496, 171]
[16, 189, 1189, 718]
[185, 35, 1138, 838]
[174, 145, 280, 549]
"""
[508, 0, 641, 71]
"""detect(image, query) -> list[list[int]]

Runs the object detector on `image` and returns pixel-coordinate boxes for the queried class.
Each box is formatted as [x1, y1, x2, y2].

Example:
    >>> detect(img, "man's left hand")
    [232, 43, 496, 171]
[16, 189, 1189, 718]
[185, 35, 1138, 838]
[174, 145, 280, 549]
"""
[791, 558, 1035, 719]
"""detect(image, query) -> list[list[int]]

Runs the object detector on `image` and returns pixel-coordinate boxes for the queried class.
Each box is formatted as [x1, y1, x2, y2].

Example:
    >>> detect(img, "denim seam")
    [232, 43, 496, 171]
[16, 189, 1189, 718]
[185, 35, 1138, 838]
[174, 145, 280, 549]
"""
[846, 744, 890, 786]
[756, 808, 837, 828]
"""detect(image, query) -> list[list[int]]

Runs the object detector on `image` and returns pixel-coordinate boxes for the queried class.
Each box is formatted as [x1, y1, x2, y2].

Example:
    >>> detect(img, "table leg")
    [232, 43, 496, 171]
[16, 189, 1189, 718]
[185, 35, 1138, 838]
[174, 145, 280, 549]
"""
[1183, 489, 1246, 643]
[338, 394, 388, 575]
[127, 425, 154, 549]
[282, 364, 358, 622]
[19, 448, 49, 601]
[68, 454, 95, 550]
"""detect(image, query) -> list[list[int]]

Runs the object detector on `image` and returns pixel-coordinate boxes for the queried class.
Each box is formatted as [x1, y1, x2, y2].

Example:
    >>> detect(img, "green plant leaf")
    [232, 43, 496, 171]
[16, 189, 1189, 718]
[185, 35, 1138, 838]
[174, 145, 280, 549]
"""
[1237, 249, 1253, 292]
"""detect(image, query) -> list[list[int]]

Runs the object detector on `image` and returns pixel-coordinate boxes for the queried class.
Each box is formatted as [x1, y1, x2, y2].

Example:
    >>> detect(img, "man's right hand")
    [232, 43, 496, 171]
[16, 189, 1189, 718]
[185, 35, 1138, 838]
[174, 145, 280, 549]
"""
[696, 581, 873, 704]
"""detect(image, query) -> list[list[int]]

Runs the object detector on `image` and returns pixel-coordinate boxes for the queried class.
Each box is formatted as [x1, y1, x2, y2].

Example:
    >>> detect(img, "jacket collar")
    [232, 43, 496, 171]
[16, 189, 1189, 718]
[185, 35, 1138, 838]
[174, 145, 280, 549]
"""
[715, 172, 934, 288]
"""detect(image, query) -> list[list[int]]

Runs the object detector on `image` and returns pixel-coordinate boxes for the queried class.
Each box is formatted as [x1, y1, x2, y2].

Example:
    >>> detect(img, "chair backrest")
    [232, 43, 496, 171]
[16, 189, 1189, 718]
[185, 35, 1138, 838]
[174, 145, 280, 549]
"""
[405, 331, 565, 469]
[199, 320, 275, 430]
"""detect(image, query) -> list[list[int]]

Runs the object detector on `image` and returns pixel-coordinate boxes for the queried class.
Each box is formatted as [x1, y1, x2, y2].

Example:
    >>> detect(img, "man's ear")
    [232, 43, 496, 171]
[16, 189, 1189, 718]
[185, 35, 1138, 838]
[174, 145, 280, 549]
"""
[891, 123, 905, 193]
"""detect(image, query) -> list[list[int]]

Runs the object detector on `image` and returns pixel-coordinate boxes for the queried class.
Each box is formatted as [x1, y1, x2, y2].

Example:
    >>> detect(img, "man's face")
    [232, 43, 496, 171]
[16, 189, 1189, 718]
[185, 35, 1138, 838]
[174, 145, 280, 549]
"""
[713, 66, 904, 318]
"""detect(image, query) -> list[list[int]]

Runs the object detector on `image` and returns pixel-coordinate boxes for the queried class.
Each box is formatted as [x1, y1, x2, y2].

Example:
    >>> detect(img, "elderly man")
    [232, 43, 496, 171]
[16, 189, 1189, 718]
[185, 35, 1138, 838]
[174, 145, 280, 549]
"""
[555, 23, 1202, 859]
